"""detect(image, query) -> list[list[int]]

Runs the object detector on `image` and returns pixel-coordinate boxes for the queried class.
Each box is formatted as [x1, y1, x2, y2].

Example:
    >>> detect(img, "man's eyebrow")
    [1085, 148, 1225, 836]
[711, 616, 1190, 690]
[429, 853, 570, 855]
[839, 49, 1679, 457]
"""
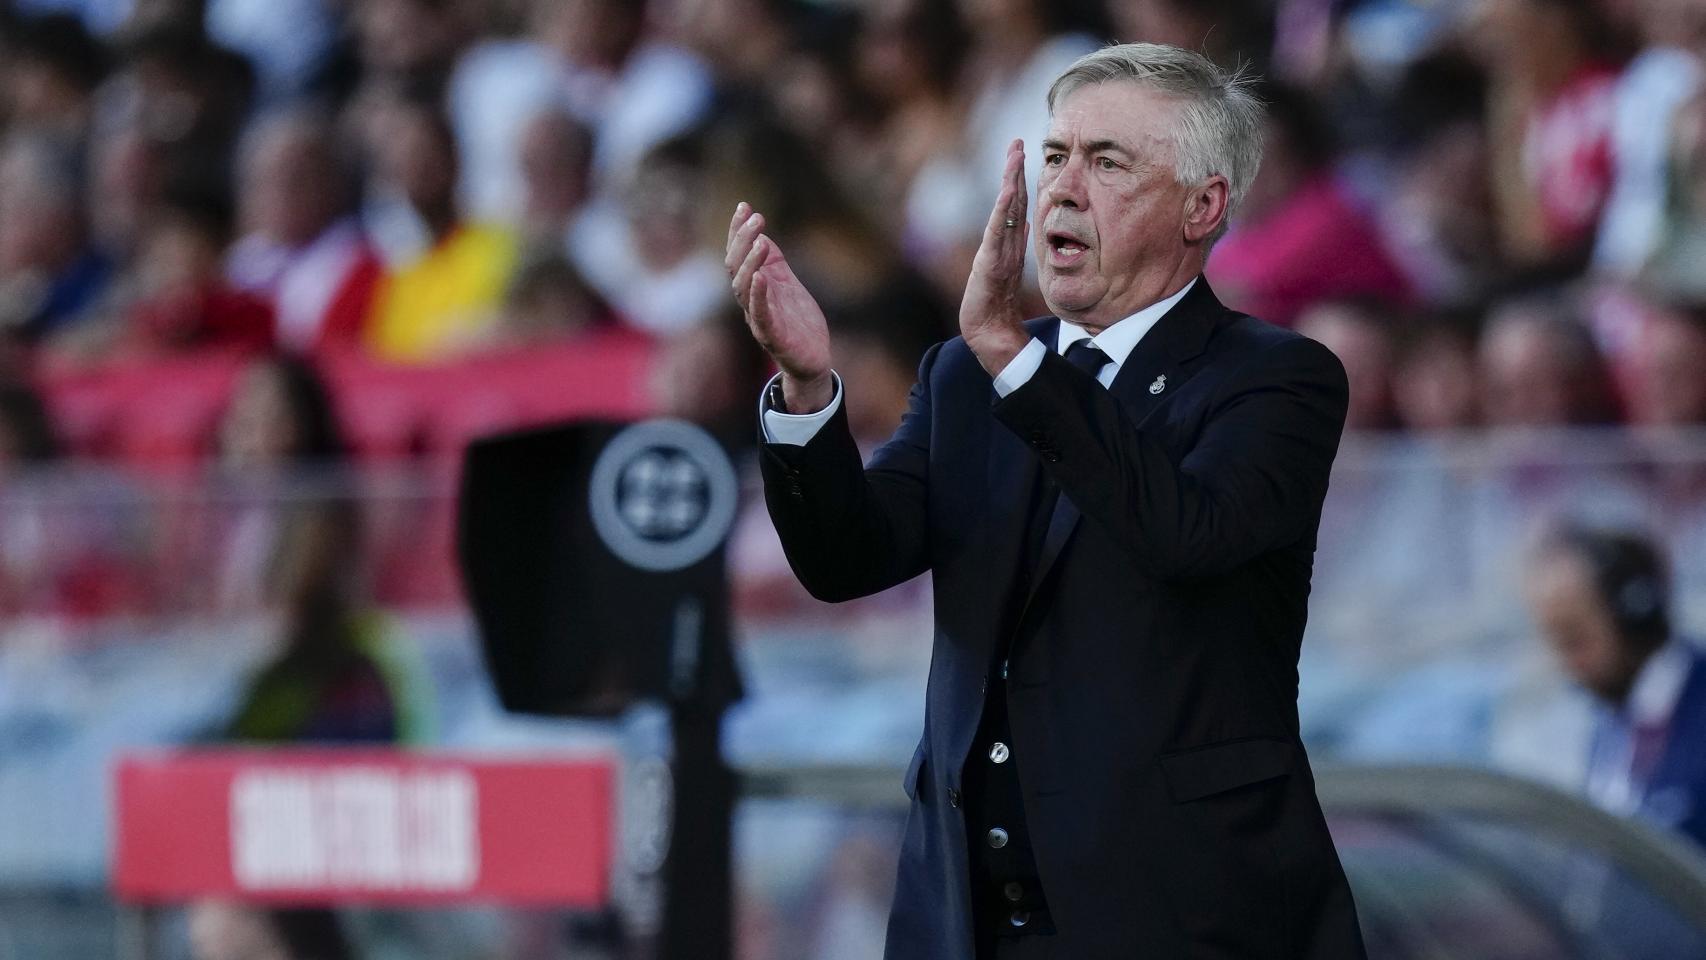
[1039, 138, 1136, 156]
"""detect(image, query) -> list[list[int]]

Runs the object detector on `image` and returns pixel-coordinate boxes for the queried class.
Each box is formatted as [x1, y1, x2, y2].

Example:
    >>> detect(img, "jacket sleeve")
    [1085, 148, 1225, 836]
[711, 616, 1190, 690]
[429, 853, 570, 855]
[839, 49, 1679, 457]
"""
[991, 335, 1348, 580]
[757, 342, 941, 601]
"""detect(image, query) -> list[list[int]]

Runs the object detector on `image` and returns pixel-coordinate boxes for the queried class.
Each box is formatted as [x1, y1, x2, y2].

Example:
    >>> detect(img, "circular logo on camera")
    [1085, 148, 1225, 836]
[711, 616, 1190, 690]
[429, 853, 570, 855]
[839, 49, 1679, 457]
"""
[588, 419, 738, 572]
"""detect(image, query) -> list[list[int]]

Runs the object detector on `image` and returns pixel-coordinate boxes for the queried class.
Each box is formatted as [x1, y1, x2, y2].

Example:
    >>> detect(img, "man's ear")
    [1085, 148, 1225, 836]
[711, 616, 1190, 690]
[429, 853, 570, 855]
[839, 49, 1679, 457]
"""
[1183, 176, 1230, 244]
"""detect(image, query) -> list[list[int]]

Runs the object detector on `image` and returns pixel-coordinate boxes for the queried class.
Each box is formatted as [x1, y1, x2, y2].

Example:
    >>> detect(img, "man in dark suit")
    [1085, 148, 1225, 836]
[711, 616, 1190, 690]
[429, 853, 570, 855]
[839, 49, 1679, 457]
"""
[726, 42, 1366, 959]
[1528, 524, 1706, 851]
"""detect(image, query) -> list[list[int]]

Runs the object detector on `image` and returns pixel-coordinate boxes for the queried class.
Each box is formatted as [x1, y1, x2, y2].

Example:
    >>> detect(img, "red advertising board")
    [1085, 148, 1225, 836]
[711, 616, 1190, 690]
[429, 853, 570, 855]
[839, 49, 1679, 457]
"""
[113, 750, 615, 906]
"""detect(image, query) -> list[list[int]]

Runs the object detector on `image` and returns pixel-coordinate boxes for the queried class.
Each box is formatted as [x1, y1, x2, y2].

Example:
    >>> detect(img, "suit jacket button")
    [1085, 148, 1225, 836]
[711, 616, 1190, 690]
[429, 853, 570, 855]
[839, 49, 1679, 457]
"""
[1044, 451, 1062, 463]
[948, 788, 962, 808]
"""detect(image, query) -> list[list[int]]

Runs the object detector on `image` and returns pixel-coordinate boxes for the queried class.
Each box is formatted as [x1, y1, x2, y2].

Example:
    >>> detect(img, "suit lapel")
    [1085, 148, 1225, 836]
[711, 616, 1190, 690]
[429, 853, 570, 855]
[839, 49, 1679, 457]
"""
[1022, 280, 1227, 605]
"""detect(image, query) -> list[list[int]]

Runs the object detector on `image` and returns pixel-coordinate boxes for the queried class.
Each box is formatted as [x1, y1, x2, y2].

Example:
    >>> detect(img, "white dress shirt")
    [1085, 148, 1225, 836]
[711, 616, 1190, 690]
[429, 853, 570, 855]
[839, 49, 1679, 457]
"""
[761, 277, 1198, 446]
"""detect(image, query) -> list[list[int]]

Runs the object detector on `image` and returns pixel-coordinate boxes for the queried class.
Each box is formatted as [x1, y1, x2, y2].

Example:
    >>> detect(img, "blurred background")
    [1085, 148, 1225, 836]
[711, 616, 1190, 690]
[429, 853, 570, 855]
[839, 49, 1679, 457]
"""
[3, 0, 1706, 956]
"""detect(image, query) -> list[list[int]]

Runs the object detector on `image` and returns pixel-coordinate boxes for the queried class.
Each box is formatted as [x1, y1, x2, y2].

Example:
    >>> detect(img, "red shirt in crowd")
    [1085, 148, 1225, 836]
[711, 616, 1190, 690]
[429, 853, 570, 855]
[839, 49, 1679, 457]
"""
[1207, 173, 1415, 327]
[1524, 64, 1619, 255]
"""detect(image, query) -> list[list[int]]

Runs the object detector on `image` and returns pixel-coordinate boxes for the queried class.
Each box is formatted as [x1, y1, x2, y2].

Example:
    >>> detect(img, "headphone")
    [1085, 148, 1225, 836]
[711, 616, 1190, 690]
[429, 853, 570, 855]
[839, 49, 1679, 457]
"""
[1553, 525, 1671, 643]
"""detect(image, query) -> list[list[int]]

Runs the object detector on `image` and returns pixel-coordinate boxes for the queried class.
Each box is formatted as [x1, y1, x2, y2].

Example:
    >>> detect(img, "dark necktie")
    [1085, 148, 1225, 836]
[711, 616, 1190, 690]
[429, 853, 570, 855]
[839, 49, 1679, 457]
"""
[1062, 339, 1112, 380]
[1020, 340, 1111, 576]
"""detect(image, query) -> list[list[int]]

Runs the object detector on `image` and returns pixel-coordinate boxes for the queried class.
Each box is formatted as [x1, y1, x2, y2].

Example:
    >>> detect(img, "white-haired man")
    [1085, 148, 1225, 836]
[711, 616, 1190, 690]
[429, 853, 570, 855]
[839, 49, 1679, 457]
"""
[727, 43, 1366, 959]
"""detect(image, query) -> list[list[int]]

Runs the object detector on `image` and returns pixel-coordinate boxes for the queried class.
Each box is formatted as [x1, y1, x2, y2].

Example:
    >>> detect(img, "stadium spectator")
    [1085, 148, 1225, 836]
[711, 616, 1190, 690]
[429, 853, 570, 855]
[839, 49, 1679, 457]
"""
[105, 22, 256, 201]
[1592, 0, 1705, 278]
[0, 132, 112, 341]
[699, 109, 899, 314]
[205, 352, 431, 749]
[1391, 315, 1481, 432]
[1525, 524, 1706, 850]
[1371, 53, 1501, 308]
[225, 109, 382, 356]
[492, 253, 611, 348]
[1625, 300, 1706, 428]
[216, 354, 423, 741]
[86, 117, 167, 262]
[351, 0, 467, 94]
[362, 97, 518, 362]
[1295, 300, 1398, 430]
[847, 0, 966, 232]
[513, 106, 593, 251]
[570, 136, 727, 336]
[448, 0, 711, 220]
[216, 354, 342, 478]
[1478, 297, 1620, 426]
[1641, 84, 1706, 303]
[528, 0, 712, 182]
[670, 0, 796, 91]
[0, 12, 107, 143]
[1208, 83, 1414, 326]
[1470, 0, 1622, 272]
[763, 9, 870, 179]
[98, 187, 273, 362]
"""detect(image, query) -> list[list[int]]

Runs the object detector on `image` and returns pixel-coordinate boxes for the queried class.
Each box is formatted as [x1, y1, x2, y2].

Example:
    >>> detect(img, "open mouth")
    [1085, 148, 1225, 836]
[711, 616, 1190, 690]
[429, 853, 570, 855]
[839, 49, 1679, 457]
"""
[1047, 231, 1090, 264]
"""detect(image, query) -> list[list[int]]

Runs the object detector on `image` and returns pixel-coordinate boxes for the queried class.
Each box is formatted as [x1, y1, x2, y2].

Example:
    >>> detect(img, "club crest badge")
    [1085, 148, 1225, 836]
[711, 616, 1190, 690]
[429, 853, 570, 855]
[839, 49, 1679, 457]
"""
[1149, 374, 1167, 396]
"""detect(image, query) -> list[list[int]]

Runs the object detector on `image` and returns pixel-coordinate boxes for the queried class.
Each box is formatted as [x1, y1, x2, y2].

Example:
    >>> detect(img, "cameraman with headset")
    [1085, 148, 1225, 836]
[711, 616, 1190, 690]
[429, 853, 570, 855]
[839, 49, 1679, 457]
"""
[1526, 523, 1706, 849]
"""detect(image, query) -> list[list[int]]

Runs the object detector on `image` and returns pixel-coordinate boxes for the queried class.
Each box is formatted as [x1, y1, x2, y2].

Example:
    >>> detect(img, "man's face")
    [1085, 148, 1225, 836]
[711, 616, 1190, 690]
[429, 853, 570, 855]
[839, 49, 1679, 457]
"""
[242, 132, 335, 247]
[1630, 311, 1706, 427]
[1034, 81, 1202, 328]
[1527, 553, 1642, 703]
[1478, 317, 1578, 426]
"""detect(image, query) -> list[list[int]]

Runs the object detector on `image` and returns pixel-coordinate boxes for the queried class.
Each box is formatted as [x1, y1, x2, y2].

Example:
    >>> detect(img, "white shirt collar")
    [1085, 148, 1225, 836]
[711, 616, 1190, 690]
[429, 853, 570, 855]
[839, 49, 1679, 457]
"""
[1054, 276, 1198, 368]
[1626, 641, 1693, 728]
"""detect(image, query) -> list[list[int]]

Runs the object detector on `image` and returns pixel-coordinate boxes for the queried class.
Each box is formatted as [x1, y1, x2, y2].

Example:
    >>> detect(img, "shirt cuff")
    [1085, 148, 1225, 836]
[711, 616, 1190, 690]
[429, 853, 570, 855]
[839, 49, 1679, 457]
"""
[759, 371, 844, 445]
[993, 338, 1047, 398]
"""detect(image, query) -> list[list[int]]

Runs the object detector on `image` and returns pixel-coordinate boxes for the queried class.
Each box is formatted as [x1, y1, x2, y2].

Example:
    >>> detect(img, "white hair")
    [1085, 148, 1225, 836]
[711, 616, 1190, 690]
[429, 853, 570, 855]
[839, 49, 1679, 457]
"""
[1047, 43, 1264, 241]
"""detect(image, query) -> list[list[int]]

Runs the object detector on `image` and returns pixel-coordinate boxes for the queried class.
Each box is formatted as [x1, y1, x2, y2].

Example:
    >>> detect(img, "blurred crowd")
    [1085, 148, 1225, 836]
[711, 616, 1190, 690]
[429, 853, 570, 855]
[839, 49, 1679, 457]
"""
[0, 0, 1700, 472]
[6, 0, 1706, 716]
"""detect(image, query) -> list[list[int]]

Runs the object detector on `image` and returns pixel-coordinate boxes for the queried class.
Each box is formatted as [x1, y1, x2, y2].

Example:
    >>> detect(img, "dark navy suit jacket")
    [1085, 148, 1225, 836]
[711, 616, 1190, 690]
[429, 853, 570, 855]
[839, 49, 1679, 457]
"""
[1618, 648, 1706, 848]
[759, 280, 1367, 959]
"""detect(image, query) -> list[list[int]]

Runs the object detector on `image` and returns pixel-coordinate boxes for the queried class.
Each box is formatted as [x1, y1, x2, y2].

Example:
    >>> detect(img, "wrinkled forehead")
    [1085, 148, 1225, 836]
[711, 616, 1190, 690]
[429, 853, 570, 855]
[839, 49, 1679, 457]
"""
[1044, 80, 1184, 154]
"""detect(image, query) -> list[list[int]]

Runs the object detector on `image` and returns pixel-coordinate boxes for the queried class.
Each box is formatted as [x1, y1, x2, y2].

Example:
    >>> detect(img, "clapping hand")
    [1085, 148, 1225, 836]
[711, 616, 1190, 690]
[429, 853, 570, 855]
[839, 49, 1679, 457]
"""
[726, 203, 834, 414]
[960, 139, 1032, 376]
